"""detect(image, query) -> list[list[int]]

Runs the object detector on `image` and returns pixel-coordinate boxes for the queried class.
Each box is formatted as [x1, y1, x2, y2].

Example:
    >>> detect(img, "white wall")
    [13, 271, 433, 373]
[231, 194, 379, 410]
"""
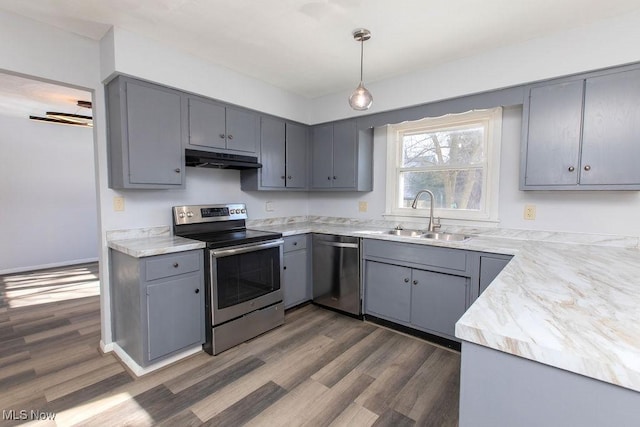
[102, 27, 311, 124]
[308, 107, 640, 237]
[0, 115, 98, 273]
[311, 9, 640, 124]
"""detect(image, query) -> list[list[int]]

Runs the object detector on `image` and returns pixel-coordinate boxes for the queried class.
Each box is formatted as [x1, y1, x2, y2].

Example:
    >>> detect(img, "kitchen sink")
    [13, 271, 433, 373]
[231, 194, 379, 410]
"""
[387, 229, 424, 237]
[421, 232, 470, 241]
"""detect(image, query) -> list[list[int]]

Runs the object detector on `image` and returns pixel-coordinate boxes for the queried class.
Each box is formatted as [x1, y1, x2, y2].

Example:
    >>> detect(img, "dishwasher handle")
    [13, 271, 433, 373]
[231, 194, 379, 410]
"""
[317, 241, 359, 249]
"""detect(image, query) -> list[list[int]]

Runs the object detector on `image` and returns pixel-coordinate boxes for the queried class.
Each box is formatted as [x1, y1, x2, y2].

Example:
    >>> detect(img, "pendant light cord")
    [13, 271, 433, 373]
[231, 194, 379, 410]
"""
[360, 37, 364, 83]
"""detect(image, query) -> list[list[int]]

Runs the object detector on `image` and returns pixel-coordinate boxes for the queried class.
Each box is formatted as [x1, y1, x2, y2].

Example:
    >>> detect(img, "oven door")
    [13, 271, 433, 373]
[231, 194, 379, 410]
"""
[210, 239, 284, 325]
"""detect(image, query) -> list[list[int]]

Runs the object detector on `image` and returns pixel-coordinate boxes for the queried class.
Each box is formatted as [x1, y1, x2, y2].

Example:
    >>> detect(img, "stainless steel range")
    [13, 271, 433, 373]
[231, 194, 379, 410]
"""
[173, 203, 284, 355]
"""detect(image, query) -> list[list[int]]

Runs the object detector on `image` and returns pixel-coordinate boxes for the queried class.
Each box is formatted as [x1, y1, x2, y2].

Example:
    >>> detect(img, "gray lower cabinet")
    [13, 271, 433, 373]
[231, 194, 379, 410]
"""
[410, 269, 469, 338]
[310, 120, 373, 191]
[241, 117, 308, 190]
[363, 239, 471, 341]
[283, 235, 310, 309]
[478, 254, 512, 295]
[364, 261, 411, 323]
[111, 249, 205, 367]
[186, 95, 258, 155]
[106, 76, 185, 189]
[521, 65, 640, 190]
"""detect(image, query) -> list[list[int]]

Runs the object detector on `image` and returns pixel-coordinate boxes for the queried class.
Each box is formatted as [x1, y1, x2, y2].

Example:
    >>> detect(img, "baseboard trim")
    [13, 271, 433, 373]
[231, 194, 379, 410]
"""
[110, 343, 203, 377]
[0, 257, 99, 275]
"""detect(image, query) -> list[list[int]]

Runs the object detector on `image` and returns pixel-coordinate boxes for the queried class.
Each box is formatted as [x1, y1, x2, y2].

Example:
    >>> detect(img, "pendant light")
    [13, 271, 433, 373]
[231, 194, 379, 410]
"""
[348, 28, 373, 111]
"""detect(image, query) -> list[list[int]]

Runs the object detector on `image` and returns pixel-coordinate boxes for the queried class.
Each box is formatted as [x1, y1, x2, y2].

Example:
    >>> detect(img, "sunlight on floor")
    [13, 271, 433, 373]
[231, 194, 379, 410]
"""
[1, 265, 100, 308]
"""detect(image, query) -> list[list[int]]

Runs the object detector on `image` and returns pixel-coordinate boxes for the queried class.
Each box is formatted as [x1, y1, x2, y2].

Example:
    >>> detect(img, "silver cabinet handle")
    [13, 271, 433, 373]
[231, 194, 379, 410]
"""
[333, 176, 337, 180]
[327, 176, 331, 180]
[174, 168, 181, 173]
[404, 278, 409, 283]
[287, 176, 292, 179]
[173, 262, 179, 268]
[219, 134, 225, 139]
[412, 280, 418, 285]
[584, 165, 591, 171]
[281, 176, 286, 179]
[228, 134, 233, 140]
[568, 166, 575, 172]
[293, 242, 297, 246]
[194, 288, 200, 294]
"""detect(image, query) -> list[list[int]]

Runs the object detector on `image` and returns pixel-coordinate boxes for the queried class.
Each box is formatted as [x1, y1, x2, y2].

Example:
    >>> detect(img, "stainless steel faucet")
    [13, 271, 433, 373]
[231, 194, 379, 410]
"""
[411, 189, 441, 232]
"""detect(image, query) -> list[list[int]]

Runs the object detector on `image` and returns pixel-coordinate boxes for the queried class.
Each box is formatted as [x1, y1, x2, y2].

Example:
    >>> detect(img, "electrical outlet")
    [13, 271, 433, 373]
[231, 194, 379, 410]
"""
[113, 196, 125, 212]
[265, 201, 274, 212]
[358, 201, 368, 212]
[524, 204, 536, 220]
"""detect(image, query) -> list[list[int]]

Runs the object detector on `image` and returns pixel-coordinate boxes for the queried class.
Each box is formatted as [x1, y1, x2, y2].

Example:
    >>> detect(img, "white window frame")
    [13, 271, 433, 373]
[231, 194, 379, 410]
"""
[384, 108, 502, 224]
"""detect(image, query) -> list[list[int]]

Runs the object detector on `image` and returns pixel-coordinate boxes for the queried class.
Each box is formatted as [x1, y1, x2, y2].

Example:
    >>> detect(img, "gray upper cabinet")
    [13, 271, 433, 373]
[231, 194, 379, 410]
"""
[286, 122, 308, 188]
[241, 117, 308, 190]
[106, 76, 184, 189]
[521, 65, 640, 190]
[311, 120, 373, 191]
[523, 80, 583, 187]
[580, 69, 640, 186]
[186, 96, 258, 155]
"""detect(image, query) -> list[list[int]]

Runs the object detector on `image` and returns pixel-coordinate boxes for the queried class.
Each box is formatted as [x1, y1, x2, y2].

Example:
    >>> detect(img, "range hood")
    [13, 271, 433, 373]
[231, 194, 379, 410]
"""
[185, 149, 262, 170]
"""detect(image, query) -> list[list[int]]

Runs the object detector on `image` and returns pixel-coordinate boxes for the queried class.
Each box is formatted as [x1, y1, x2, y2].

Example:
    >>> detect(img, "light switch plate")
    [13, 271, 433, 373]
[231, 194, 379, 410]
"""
[358, 201, 368, 212]
[265, 201, 274, 212]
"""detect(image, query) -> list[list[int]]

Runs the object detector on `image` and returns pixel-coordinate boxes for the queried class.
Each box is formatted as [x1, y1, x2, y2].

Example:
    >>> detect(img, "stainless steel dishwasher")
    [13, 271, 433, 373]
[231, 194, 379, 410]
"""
[312, 234, 361, 316]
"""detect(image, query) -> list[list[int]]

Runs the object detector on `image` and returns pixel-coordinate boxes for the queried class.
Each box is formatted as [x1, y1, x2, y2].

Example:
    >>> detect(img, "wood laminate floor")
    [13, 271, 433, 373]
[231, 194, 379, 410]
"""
[0, 263, 460, 426]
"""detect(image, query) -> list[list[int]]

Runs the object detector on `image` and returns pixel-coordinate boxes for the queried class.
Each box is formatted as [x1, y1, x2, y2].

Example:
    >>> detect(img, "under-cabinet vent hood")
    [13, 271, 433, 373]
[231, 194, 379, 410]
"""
[185, 149, 262, 170]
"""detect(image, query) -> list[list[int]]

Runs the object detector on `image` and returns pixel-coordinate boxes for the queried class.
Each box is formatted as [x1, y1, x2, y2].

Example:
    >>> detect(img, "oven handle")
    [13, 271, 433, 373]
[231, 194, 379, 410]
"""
[210, 239, 284, 257]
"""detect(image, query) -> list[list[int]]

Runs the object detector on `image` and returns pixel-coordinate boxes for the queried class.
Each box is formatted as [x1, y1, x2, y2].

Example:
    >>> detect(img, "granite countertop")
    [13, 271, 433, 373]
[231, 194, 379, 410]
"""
[108, 235, 205, 257]
[107, 220, 640, 392]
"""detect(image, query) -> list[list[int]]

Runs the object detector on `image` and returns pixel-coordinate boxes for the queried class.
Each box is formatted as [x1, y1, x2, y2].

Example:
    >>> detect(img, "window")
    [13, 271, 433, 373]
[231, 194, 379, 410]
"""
[385, 108, 502, 222]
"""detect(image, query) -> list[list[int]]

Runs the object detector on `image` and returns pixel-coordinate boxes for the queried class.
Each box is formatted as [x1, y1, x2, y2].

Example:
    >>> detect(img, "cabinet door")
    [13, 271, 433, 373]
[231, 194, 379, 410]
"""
[479, 256, 511, 295]
[410, 269, 468, 338]
[283, 249, 308, 308]
[260, 117, 286, 188]
[126, 81, 183, 185]
[524, 81, 583, 186]
[311, 124, 334, 188]
[332, 120, 357, 188]
[146, 273, 204, 361]
[285, 123, 308, 188]
[226, 107, 258, 154]
[581, 68, 640, 185]
[187, 97, 227, 150]
[364, 261, 411, 323]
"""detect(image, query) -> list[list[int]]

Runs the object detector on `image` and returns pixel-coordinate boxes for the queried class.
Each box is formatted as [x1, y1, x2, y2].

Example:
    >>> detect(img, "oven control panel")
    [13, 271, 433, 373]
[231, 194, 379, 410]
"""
[173, 203, 248, 225]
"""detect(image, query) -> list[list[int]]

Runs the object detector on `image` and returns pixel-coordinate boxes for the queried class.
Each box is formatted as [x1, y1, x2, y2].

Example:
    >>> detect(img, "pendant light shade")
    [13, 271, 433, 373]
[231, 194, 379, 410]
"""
[349, 28, 373, 111]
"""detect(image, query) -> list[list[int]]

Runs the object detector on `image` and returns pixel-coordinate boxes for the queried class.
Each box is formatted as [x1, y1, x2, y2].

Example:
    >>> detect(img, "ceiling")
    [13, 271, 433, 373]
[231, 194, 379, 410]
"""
[0, 73, 91, 119]
[1, 0, 640, 99]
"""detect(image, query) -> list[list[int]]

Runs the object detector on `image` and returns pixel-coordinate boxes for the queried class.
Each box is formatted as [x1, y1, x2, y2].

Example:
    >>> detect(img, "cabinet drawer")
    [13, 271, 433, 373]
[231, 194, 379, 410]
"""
[145, 251, 201, 281]
[284, 234, 307, 252]
[364, 239, 467, 272]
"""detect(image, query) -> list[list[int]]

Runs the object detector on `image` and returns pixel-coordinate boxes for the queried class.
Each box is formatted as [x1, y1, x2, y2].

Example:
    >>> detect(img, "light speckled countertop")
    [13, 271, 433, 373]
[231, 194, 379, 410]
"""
[107, 219, 640, 392]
